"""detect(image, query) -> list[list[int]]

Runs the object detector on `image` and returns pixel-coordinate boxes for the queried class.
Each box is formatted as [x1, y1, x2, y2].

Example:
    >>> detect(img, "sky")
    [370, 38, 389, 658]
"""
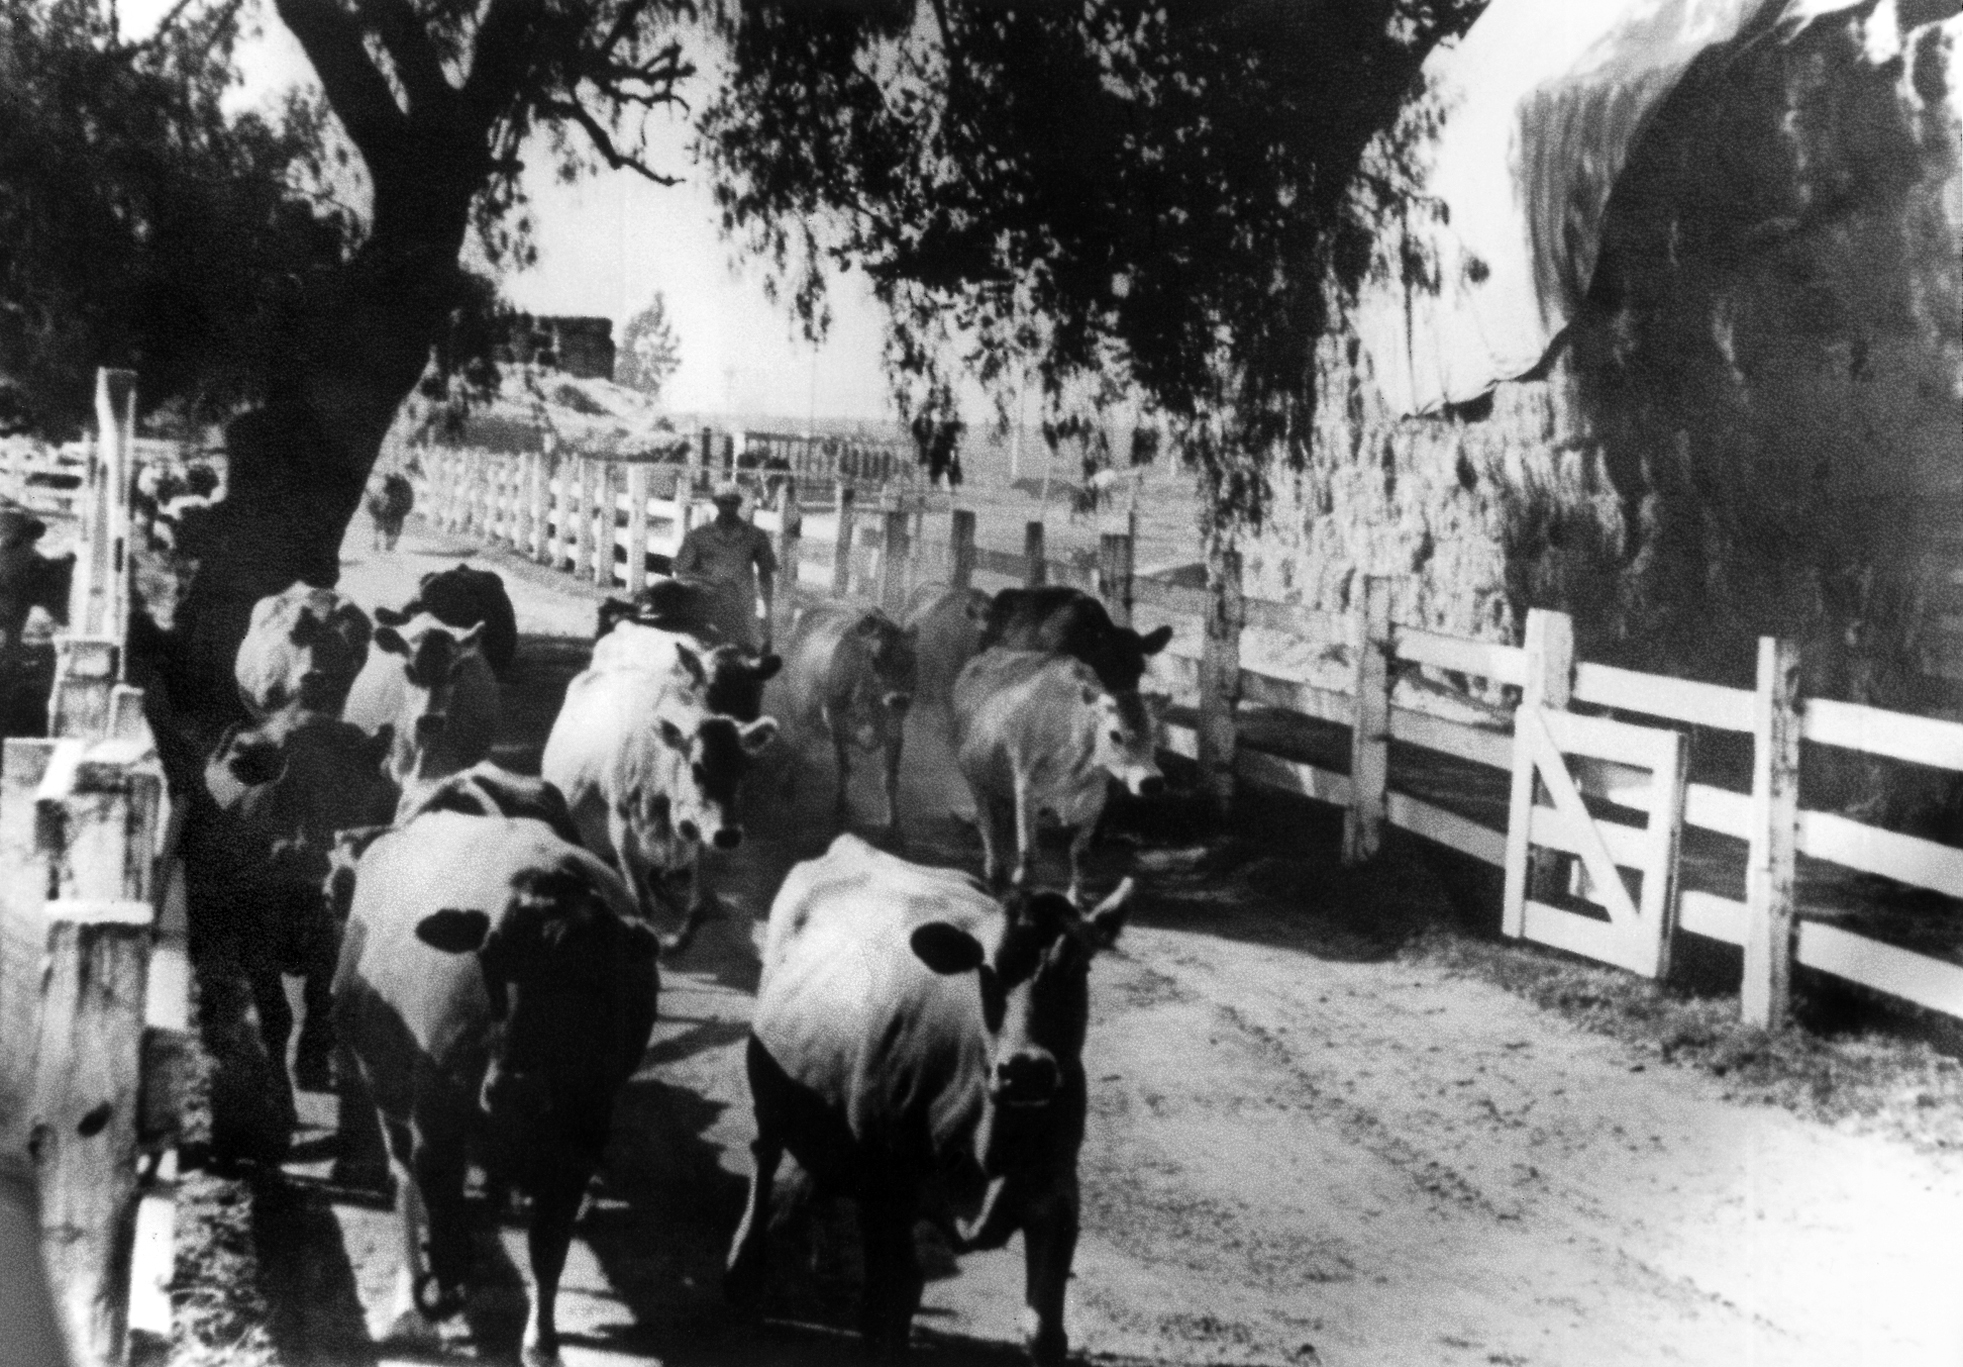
[176, 0, 900, 421]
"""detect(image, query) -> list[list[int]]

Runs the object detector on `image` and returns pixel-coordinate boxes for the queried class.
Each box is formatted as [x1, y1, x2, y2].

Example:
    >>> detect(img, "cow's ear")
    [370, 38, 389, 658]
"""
[415, 908, 493, 955]
[1081, 683, 1099, 706]
[1139, 625, 1173, 656]
[737, 717, 779, 755]
[674, 643, 707, 688]
[749, 653, 783, 682]
[596, 599, 632, 637]
[1082, 877, 1135, 951]
[374, 626, 410, 655]
[656, 717, 690, 751]
[334, 600, 373, 644]
[910, 922, 986, 976]
[227, 738, 285, 787]
[622, 920, 660, 963]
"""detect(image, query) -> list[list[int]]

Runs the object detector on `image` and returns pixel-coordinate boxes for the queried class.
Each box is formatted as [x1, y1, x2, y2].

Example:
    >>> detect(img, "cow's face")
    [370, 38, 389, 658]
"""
[373, 617, 485, 749]
[1093, 623, 1174, 695]
[207, 711, 398, 890]
[646, 710, 778, 851]
[911, 879, 1133, 1128]
[414, 872, 659, 1177]
[250, 586, 372, 713]
[853, 615, 918, 734]
[674, 641, 782, 724]
[1089, 687, 1164, 799]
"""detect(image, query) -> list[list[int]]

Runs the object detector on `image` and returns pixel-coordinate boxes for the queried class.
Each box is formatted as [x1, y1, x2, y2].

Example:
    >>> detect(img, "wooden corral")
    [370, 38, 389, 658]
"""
[0, 369, 188, 1366]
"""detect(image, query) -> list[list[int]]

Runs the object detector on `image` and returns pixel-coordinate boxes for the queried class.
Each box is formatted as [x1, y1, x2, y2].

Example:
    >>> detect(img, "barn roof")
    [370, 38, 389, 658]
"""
[1353, 0, 1865, 417]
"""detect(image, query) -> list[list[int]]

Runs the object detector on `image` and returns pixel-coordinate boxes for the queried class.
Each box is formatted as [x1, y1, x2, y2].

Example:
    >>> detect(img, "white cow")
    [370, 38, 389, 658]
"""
[541, 665, 775, 926]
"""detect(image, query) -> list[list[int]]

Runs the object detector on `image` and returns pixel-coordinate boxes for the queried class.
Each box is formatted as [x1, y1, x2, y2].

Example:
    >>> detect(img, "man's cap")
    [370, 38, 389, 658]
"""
[710, 480, 744, 504]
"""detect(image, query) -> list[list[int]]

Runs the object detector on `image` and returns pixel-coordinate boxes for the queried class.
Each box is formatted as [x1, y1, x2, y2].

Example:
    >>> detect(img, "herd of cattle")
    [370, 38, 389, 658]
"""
[175, 545, 1177, 1365]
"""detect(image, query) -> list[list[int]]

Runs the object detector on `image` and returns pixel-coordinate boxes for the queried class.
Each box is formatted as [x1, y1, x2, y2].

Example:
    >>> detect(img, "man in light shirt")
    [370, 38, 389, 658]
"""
[673, 480, 777, 652]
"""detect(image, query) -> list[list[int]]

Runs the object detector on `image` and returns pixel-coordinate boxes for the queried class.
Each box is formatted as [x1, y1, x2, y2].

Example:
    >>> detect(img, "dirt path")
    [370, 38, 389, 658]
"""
[258, 518, 1963, 1367]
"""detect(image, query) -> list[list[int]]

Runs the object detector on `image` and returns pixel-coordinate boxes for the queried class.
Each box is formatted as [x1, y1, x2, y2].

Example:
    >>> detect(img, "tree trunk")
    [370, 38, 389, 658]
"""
[164, 220, 470, 721]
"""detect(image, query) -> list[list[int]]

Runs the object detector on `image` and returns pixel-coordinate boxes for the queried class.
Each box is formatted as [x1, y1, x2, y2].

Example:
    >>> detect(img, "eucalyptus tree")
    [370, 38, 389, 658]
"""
[700, 0, 1485, 520]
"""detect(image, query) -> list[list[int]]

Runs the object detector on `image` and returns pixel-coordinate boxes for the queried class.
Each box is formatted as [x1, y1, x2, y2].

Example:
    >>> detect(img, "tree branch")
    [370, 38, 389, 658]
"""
[545, 100, 682, 185]
[107, 0, 243, 58]
[274, 0, 409, 166]
[355, 0, 454, 116]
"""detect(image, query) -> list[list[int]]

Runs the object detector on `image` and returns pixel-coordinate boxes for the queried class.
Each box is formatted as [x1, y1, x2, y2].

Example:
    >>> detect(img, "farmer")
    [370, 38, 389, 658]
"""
[673, 479, 777, 652]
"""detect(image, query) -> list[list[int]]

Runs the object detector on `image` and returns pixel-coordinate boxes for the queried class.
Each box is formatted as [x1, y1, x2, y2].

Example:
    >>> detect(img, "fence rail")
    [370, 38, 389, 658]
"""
[418, 446, 1963, 1036]
[0, 370, 185, 1366]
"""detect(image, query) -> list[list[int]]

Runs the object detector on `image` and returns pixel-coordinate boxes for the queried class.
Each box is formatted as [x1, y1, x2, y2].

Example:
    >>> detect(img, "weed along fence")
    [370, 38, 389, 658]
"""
[0, 369, 188, 1366]
[418, 447, 1963, 1034]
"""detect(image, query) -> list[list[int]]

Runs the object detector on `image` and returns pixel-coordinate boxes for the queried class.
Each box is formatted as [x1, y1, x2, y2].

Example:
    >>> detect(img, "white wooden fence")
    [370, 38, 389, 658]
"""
[418, 447, 1963, 1036]
[0, 370, 186, 1366]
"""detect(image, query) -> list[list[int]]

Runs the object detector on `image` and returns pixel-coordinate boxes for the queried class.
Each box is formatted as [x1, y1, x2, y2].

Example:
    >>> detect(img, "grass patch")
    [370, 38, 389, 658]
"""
[1406, 923, 1963, 1152]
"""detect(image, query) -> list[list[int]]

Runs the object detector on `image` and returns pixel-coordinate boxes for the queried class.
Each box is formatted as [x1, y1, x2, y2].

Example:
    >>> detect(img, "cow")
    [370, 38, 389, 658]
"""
[541, 667, 776, 925]
[0, 509, 73, 658]
[592, 572, 707, 641]
[234, 582, 373, 719]
[381, 563, 518, 678]
[976, 586, 1173, 695]
[952, 650, 1163, 901]
[365, 470, 415, 552]
[344, 612, 500, 801]
[185, 706, 399, 1128]
[725, 834, 1134, 1365]
[902, 583, 991, 708]
[591, 622, 781, 723]
[332, 811, 664, 1363]
[774, 603, 917, 833]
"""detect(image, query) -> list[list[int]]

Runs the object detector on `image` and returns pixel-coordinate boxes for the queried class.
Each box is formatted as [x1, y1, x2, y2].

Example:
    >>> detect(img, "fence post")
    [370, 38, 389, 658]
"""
[950, 509, 977, 590]
[494, 456, 508, 544]
[1024, 521, 1047, 588]
[592, 462, 616, 589]
[51, 639, 121, 740]
[832, 483, 856, 598]
[776, 482, 802, 637]
[880, 502, 911, 617]
[1198, 543, 1243, 815]
[625, 462, 651, 596]
[1343, 575, 1392, 864]
[30, 741, 161, 1367]
[1743, 636, 1802, 1029]
[567, 459, 591, 578]
[0, 739, 58, 1165]
[1097, 511, 1136, 628]
[529, 455, 550, 563]
[1500, 607, 1576, 938]
[72, 370, 135, 640]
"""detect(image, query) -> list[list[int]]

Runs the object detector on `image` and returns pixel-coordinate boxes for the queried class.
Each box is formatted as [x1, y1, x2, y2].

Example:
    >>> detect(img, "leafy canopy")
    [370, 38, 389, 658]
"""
[0, 0, 353, 437]
[700, 0, 1483, 523]
[619, 291, 682, 399]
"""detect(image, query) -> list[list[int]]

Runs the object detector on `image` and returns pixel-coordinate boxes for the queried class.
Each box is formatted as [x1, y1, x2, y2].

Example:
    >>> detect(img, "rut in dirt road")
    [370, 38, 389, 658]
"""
[242, 522, 1963, 1367]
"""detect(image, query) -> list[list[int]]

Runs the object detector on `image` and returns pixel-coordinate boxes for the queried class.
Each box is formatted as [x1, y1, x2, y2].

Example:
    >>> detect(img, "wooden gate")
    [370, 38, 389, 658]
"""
[1502, 706, 1688, 979]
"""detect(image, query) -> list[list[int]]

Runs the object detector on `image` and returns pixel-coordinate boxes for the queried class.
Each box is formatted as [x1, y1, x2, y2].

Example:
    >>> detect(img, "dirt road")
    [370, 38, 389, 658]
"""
[256, 520, 1963, 1367]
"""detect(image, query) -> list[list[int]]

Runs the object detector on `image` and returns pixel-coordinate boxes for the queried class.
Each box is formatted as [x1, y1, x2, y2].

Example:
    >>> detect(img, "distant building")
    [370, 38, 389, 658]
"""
[500, 314, 616, 381]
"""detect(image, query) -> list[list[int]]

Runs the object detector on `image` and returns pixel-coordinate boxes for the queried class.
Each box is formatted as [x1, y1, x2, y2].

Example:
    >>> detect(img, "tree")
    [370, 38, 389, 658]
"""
[617, 291, 681, 400]
[0, 1, 353, 438]
[700, 1, 1484, 526]
[125, 0, 701, 715]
